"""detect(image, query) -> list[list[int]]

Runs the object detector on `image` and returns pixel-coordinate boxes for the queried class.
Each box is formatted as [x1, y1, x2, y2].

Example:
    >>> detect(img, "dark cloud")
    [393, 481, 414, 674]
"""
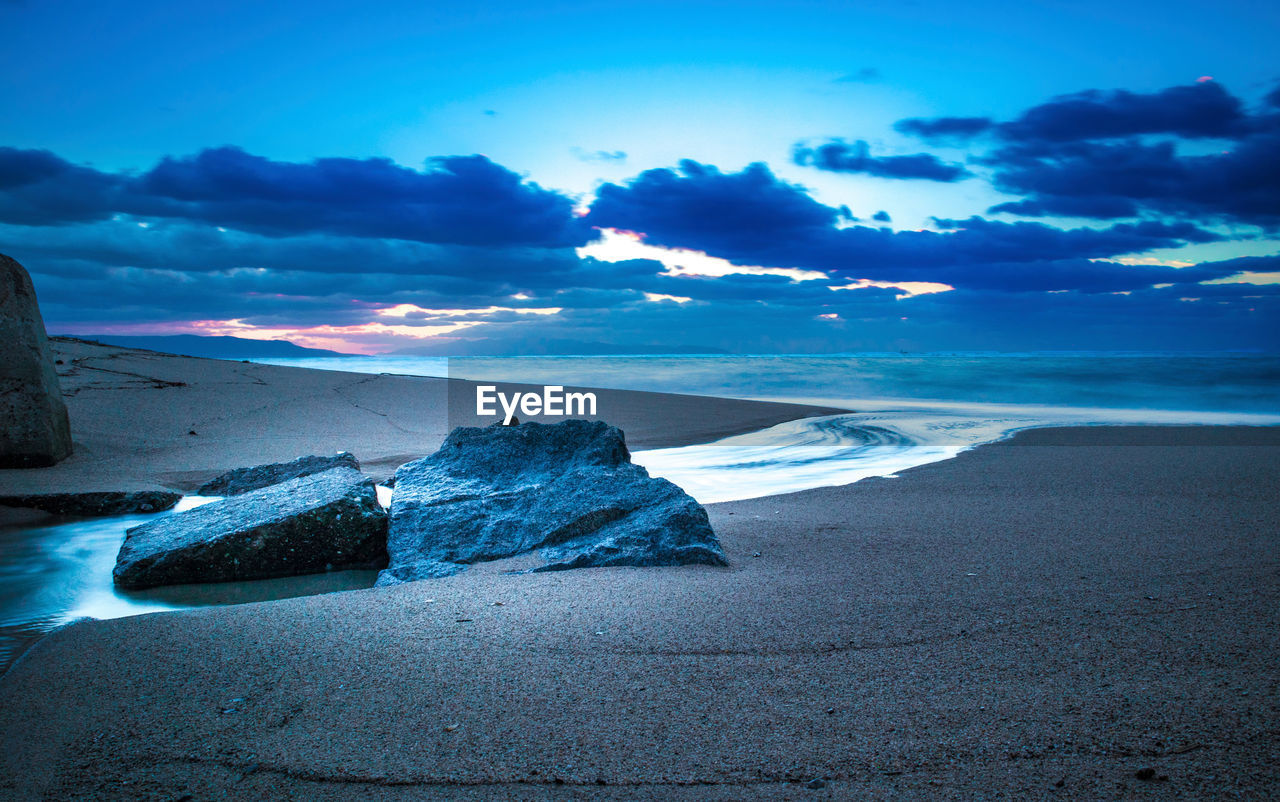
[996, 82, 1248, 143]
[135, 148, 589, 247]
[896, 82, 1248, 147]
[0, 148, 70, 187]
[872, 210, 891, 223]
[0, 147, 124, 225]
[0, 220, 668, 303]
[988, 196, 1141, 219]
[0, 146, 590, 247]
[892, 116, 994, 143]
[586, 160, 1226, 291]
[983, 135, 1280, 226]
[888, 81, 1280, 227]
[793, 139, 971, 182]
[589, 160, 838, 250]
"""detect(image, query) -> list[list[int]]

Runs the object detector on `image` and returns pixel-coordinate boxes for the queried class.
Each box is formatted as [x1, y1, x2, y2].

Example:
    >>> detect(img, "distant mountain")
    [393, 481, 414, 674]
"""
[59, 334, 360, 359]
[390, 339, 731, 356]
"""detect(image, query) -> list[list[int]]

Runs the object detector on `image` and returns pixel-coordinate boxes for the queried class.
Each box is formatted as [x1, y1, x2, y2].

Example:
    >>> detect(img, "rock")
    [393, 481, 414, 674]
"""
[197, 452, 360, 496]
[114, 467, 386, 589]
[806, 779, 827, 790]
[378, 419, 725, 585]
[0, 490, 182, 516]
[0, 253, 72, 467]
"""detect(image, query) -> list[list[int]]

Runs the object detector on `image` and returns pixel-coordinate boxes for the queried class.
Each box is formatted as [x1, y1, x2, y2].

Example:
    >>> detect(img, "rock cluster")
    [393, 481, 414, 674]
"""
[111, 420, 723, 590]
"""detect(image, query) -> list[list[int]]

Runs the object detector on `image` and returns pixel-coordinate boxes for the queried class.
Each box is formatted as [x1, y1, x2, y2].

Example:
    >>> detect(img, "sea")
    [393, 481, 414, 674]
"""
[3, 353, 1277, 670]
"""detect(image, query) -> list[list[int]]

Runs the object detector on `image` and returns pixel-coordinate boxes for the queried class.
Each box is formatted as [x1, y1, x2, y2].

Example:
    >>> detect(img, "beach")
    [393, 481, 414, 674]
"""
[1, 345, 1278, 798]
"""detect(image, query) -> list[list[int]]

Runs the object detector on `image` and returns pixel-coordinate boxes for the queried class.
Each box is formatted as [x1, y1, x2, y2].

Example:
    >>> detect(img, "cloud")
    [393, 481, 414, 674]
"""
[0, 147, 125, 225]
[585, 160, 1227, 291]
[0, 146, 590, 247]
[985, 134, 1280, 226]
[888, 81, 1280, 227]
[793, 139, 971, 182]
[995, 81, 1248, 143]
[892, 116, 994, 143]
[571, 148, 628, 163]
[587, 160, 840, 252]
[897, 82, 1249, 146]
[0, 227, 682, 325]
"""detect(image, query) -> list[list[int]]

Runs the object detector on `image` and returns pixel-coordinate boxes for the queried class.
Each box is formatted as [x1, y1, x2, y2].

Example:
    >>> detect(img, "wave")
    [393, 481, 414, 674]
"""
[633, 401, 1280, 504]
[633, 415, 956, 504]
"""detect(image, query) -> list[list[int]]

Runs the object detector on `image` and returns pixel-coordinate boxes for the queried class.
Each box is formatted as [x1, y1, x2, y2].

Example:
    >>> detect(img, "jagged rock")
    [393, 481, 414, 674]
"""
[114, 467, 386, 589]
[378, 420, 725, 585]
[197, 452, 360, 496]
[0, 253, 72, 467]
[0, 490, 181, 516]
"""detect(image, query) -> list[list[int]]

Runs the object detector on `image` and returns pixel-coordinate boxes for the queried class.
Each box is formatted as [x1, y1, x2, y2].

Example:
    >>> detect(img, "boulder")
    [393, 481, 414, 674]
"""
[0, 253, 72, 467]
[197, 452, 361, 496]
[378, 420, 725, 585]
[0, 489, 181, 516]
[114, 467, 386, 589]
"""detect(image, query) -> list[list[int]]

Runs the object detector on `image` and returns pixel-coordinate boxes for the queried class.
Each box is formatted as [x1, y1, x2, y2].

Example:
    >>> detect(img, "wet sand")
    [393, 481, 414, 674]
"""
[1, 424, 1277, 799]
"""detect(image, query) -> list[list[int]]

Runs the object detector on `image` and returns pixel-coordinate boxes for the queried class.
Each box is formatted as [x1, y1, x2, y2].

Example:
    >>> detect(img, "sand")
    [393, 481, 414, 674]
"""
[1, 348, 1278, 799]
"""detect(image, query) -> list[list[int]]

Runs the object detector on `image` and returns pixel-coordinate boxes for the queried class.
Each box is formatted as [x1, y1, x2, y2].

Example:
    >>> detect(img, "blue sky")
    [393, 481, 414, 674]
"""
[1, 0, 1277, 353]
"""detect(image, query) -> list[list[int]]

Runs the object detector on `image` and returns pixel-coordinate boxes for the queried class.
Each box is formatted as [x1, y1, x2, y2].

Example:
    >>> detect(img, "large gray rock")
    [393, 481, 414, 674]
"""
[197, 452, 360, 496]
[114, 467, 386, 589]
[0, 253, 71, 468]
[378, 420, 725, 585]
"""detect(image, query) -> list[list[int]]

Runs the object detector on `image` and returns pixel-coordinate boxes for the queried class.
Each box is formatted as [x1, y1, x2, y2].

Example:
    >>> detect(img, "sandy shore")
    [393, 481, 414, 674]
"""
[0, 339, 845, 503]
[0, 348, 1277, 798]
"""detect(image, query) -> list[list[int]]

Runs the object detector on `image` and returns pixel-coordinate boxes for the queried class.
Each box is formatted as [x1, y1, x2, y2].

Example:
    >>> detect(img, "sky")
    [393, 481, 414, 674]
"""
[1, 0, 1277, 354]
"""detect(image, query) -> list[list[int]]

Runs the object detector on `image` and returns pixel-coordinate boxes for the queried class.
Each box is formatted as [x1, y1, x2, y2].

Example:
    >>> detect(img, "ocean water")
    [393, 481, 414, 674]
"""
[256, 353, 1280, 502]
[252, 353, 1280, 414]
[0, 494, 381, 672]
[3, 353, 1276, 670]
